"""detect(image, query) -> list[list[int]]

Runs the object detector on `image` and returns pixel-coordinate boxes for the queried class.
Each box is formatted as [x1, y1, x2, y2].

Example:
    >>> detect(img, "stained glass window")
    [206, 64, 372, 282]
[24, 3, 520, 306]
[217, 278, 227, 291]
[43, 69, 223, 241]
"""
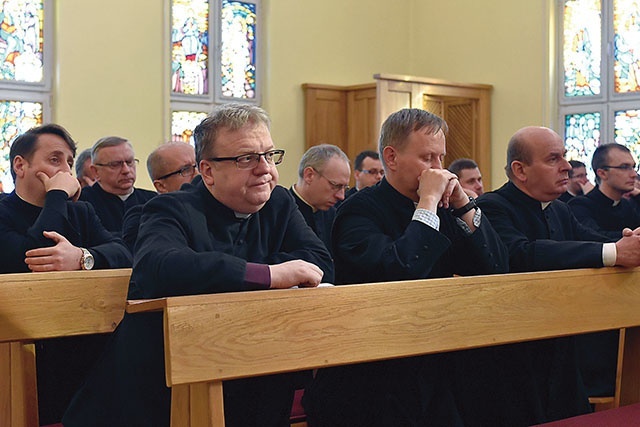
[171, 110, 208, 144]
[564, 112, 601, 179]
[0, 100, 43, 192]
[220, 0, 256, 100]
[613, 0, 640, 94]
[562, 0, 601, 97]
[615, 110, 640, 162]
[0, 0, 44, 83]
[171, 0, 210, 96]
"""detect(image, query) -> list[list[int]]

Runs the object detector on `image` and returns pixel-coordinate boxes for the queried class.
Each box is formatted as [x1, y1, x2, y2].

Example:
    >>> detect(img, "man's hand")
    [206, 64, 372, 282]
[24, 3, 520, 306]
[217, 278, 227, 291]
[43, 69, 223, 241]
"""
[37, 171, 81, 201]
[269, 259, 324, 289]
[416, 169, 461, 211]
[614, 233, 640, 267]
[25, 231, 84, 272]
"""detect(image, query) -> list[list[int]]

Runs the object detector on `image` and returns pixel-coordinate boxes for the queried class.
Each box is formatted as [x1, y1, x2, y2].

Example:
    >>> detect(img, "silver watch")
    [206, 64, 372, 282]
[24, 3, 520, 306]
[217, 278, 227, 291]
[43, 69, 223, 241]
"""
[80, 248, 95, 270]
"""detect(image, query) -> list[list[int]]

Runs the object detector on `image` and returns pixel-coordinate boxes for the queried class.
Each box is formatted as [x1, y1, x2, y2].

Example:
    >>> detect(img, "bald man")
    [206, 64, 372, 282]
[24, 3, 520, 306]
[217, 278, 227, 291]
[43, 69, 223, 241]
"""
[147, 142, 199, 194]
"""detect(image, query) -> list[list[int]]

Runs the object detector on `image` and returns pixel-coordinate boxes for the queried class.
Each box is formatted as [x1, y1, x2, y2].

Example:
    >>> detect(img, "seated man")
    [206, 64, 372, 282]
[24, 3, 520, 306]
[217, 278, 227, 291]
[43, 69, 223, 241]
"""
[290, 144, 350, 250]
[63, 103, 333, 427]
[448, 157, 484, 196]
[559, 159, 593, 202]
[80, 136, 156, 236]
[122, 142, 200, 250]
[75, 148, 97, 188]
[304, 108, 509, 426]
[569, 143, 640, 239]
[0, 123, 131, 425]
[345, 149, 384, 198]
[478, 126, 640, 417]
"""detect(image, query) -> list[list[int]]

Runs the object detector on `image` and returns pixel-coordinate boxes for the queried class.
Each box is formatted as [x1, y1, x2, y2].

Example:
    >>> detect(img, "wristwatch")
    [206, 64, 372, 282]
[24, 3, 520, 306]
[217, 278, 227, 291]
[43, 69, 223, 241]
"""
[449, 197, 478, 217]
[80, 248, 95, 270]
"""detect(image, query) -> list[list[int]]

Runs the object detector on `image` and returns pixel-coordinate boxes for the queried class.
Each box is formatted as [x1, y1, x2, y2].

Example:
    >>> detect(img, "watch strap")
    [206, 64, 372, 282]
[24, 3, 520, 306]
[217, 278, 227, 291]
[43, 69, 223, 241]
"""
[449, 197, 478, 217]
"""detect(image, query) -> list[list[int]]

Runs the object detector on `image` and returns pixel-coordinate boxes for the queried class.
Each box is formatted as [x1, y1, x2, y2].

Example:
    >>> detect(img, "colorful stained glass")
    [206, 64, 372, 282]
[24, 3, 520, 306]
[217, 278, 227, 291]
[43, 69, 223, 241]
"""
[171, 110, 207, 145]
[0, 0, 44, 82]
[171, 0, 209, 95]
[220, 0, 256, 99]
[0, 100, 42, 192]
[563, 0, 601, 97]
[613, 0, 640, 94]
[564, 111, 601, 179]
[614, 110, 640, 162]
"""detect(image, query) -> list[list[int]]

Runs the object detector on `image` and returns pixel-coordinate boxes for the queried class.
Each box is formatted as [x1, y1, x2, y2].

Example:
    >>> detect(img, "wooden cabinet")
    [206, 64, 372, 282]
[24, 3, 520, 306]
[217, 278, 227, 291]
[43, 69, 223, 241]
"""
[303, 73, 493, 189]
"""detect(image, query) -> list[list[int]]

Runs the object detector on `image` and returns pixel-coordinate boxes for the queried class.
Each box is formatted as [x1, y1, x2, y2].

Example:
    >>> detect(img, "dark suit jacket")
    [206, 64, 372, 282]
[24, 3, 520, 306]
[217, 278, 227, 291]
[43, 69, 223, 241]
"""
[79, 182, 156, 236]
[0, 190, 131, 424]
[63, 182, 333, 427]
[569, 186, 640, 239]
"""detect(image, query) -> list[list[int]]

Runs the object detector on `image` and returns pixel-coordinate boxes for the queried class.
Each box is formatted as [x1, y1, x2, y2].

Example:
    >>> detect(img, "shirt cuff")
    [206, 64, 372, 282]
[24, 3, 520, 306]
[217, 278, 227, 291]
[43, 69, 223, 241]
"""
[244, 262, 271, 290]
[413, 208, 439, 231]
[603, 242, 617, 267]
[454, 208, 482, 235]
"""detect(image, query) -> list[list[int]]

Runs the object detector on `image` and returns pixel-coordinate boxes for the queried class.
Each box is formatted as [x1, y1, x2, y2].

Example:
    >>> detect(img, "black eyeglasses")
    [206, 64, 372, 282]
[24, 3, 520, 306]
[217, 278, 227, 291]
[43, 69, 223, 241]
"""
[312, 168, 350, 192]
[156, 164, 197, 180]
[207, 149, 285, 170]
[601, 164, 638, 172]
[94, 159, 139, 170]
[360, 168, 384, 176]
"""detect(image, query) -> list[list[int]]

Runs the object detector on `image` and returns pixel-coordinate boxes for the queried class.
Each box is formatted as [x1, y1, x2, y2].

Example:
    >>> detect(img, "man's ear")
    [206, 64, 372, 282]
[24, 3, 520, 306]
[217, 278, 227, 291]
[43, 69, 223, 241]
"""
[302, 166, 315, 184]
[199, 160, 215, 186]
[382, 146, 397, 171]
[152, 180, 166, 193]
[595, 168, 607, 183]
[13, 155, 27, 179]
[89, 164, 100, 181]
[511, 161, 527, 182]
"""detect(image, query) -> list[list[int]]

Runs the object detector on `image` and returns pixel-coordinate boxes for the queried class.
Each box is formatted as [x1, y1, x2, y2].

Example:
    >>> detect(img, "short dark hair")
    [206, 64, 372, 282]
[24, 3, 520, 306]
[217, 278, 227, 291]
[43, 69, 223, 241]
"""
[354, 150, 379, 170]
[592, 143, 632, 184]
[567, 160, 585, 178]
[448, 158, 478, 177]
[193, 103, 271, 164]
[378, 109, 448, 169]
[9, 123, 77, 182]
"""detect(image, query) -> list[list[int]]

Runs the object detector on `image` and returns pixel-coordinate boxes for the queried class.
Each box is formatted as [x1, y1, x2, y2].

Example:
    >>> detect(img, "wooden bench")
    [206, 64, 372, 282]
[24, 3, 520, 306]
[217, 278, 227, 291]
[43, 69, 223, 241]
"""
[127, 267, 640, 427]
[0, 268, 132, 427]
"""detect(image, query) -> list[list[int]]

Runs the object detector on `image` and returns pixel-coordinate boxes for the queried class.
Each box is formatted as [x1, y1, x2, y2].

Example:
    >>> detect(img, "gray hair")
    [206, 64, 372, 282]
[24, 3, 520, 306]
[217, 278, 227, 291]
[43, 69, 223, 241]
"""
[193, 103, 271, 163]
[75, 148, 93, 178]
[91, 136, 132, 162]
[505, 132, 533, 180]
[298, 144, 349, 178]
[378, 109, 448, 168]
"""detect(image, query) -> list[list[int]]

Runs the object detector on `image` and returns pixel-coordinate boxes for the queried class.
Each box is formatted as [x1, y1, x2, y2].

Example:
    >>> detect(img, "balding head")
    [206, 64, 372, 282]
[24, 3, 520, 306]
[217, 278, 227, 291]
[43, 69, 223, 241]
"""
[147, 142, 198, 193]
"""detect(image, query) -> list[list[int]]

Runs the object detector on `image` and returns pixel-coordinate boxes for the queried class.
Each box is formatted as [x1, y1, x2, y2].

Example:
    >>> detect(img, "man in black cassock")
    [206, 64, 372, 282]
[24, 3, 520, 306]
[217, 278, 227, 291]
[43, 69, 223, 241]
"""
[304, 108, 509, 426]
[0, 123, 131, 425]
[477, 126, 640, 423]
[63, 103, 333, 427]
[79, 136, 156, 236]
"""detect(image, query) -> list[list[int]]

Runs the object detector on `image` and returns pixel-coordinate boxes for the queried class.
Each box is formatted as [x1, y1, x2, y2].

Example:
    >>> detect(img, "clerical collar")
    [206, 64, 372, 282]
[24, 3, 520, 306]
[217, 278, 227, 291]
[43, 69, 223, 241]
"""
[291, 184, 317, 213]
[234, 212, 252, 219]
[541, 201, 551, 210]
[117, 189, 134, 201]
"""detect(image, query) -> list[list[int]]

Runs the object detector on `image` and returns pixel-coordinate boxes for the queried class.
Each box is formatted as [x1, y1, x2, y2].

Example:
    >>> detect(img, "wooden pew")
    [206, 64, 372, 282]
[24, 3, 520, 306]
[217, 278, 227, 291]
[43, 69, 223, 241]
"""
[126, 267, 640, 427]
[0, 268, 132, 427]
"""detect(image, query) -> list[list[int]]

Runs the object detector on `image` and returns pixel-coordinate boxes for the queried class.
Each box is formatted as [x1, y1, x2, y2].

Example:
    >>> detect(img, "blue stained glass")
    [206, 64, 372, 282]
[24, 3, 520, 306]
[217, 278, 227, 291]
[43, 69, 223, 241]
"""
[0, 99, 43, 192]
[220, 0, 256, 99]
[0, 0, 44, 82]
[563, 0, 602, 97]
[564, 111, 601, 180]
[171, 0, 209, 95]
[614, 110, 640, 163]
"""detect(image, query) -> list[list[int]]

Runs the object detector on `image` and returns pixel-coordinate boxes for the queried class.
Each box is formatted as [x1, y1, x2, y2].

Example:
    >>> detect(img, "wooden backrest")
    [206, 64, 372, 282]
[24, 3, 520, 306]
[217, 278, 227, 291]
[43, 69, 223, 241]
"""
[0, 269, 132, 343]
[127, 267, 640, 387]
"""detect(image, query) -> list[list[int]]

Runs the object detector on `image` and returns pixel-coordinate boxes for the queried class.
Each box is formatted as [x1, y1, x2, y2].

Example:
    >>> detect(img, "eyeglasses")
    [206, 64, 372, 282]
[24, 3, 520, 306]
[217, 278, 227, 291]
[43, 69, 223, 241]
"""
[207, 149, 285, 170]
[94, 159, 139, 170]
[360, 168, 384, 176]
[156, 164, 197, 180]
[313, 168, 350, 192]
[601, 164, 638, 172]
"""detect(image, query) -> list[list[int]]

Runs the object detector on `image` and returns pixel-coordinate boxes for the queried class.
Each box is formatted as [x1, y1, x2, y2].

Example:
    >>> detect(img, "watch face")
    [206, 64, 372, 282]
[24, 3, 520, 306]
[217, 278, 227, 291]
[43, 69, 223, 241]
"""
[83, 250, 95, 270]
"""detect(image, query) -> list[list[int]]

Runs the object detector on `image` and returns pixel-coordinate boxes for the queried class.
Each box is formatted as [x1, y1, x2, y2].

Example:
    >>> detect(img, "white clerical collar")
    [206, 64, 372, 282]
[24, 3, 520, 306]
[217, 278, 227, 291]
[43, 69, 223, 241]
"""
[234, 212, 252, 219]
[541, 201, 551, 210]
[291, 184, 317, 213]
